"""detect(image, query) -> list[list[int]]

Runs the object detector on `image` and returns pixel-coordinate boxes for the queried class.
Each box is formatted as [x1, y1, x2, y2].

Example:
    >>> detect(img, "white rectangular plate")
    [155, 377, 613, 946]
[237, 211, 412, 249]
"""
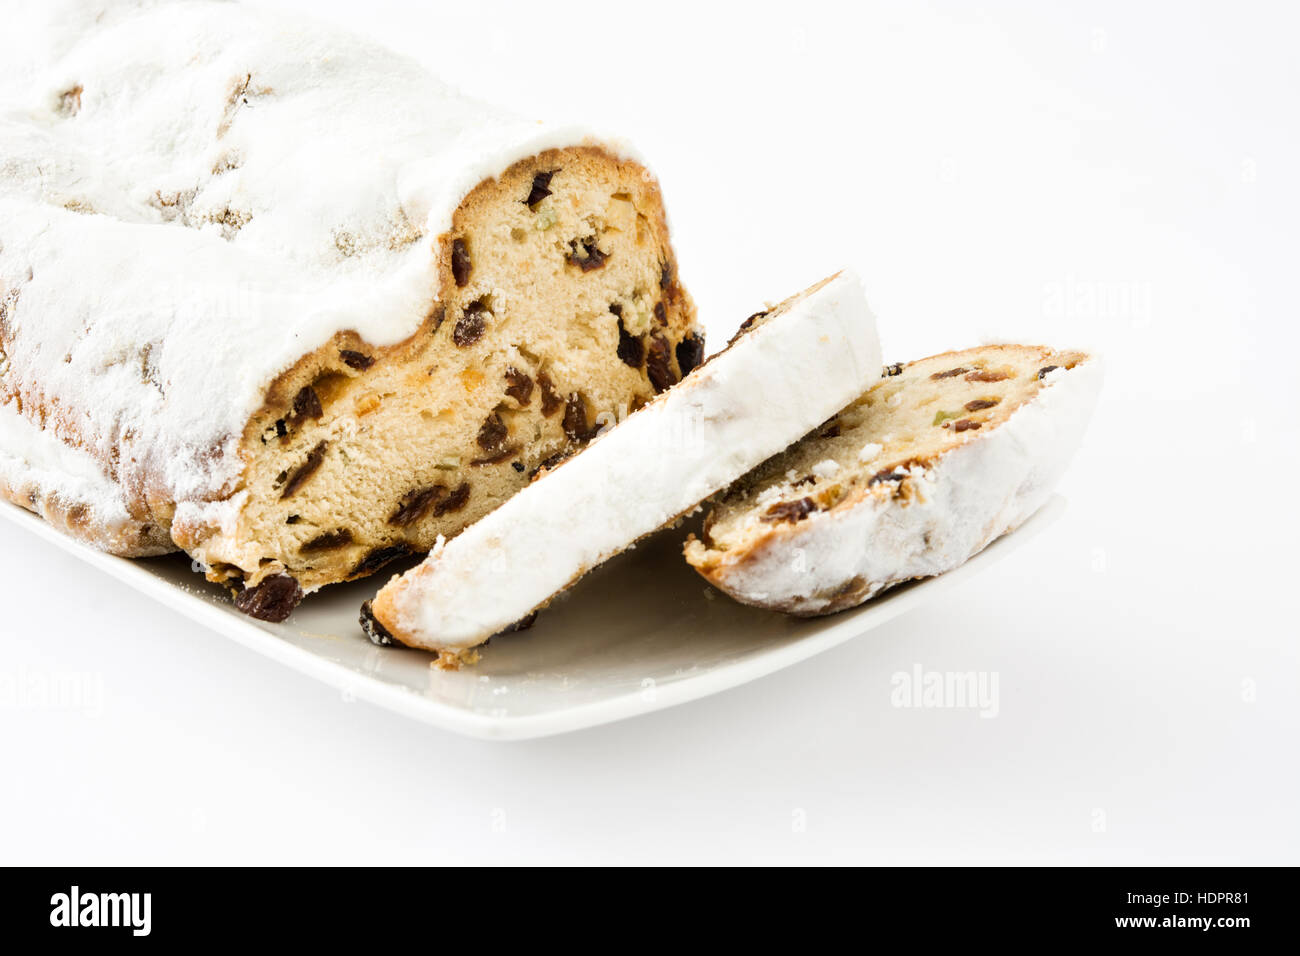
[0, 496, 1063, 739]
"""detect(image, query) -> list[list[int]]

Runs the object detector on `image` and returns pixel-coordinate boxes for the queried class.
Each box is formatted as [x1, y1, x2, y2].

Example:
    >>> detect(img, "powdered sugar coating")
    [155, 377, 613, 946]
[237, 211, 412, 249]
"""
[0, 0, 636, 536]
[688, 355, 1101, 613]
[375, 271, 882, 652]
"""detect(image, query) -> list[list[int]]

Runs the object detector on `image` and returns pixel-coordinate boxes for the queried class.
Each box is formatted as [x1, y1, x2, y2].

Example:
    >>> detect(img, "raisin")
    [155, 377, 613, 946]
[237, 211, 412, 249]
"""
[234, 574, 303, 623]
[660, 261, 673, 290]
[1037, 365, 1060, 380]
[884, 362, 904, 377]
[359, 601, 400, 647]
[339, 349, 374, 371]
[434, 481, 470, 516]
[524, 170, 555, 208]
[504, 367, 534, 405]
[287, 385, 322, 427]
[675, 333, 705, 377]
[965, 369, 1010, 383]
[529, 450, 571, 479]
[280, 441, 328, 498]
[616, 318, 645, 368]
[274, 419, 288, 439]
[471, 444, 520, 465]
[654, 301, 667, 326]
[646, 333, 676, 393]
[494, 611, 538, 636]
[965, 398, 1000, 412]
[566, 239, 608, 271]
[451, 238, 471, 287]
[728, 310, 768, 346]
[477, 412, 508, 450]
[538, 371, 563, 416]
[301, 529, 354, 552]
[953, 419, 981, 432]
[453, 301, 487, 347]
[389, 486, 445, 527]
[761, 497, 818, 523]
[512, 461, 525, 472]
[428, 304, 446, 331]
[869, 468, 905, 485]
[930, 367, 969, 380]
[563, 393, 591, 442]
[821, 424, 842, 439]
[352, 545, 411, 577]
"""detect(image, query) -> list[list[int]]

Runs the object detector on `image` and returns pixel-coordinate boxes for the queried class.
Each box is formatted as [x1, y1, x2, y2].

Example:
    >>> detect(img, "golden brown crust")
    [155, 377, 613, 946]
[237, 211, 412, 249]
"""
[7, 145, 697, 587]
[0, 470, 173, 557]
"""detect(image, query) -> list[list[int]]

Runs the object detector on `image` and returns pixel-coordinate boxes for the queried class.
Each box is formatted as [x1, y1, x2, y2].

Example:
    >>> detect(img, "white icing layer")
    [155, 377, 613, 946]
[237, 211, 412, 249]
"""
[0, 0, 634, 534]
[699, 356, 1102, 613]
[381, 271, 883, 650]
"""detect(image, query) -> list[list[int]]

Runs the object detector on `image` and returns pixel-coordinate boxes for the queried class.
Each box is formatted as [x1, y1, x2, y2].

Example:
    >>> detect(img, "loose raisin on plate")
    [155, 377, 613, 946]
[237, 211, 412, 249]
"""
[280, 441, 328, 499]
[234, 574, 303, 623]
[451, 238, 472, 287]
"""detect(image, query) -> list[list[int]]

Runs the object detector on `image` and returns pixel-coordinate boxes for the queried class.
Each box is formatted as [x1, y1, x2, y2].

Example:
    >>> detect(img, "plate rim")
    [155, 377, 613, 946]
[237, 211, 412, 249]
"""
[0, 495, 1065, 740]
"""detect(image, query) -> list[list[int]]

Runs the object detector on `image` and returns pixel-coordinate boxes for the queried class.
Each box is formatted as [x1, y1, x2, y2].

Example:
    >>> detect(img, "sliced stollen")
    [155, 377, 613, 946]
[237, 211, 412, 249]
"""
[684, 345, 1101, 615]
[0, 0, 698, 622]
[364, 271, 882, 664]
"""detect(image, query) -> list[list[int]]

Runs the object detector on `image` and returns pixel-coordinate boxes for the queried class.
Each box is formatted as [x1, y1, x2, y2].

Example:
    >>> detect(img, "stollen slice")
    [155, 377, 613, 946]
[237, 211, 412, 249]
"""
[363, 270, 881, 664]
[685, 345, 1100, 614]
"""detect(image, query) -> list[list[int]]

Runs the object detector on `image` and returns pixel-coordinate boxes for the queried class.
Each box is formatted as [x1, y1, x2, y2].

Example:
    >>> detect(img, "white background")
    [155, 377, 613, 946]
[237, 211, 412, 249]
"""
[2, 0, 1297, 864]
